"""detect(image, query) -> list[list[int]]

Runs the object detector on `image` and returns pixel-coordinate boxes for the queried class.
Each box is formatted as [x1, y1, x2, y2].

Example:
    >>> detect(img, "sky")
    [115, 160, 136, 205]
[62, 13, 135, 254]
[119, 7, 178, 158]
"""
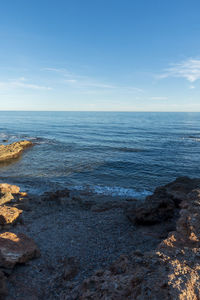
[0, 0, 200, 111]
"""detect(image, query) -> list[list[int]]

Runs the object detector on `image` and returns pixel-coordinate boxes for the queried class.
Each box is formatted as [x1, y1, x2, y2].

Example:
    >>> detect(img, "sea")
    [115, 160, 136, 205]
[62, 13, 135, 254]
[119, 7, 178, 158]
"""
[0, 111, 200, 198]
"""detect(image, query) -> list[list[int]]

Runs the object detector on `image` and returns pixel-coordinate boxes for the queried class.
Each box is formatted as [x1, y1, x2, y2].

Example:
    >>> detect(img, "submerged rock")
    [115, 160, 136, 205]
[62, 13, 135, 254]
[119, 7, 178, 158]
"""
[0, 140, 33, 162]
[0, 232, 40, 269]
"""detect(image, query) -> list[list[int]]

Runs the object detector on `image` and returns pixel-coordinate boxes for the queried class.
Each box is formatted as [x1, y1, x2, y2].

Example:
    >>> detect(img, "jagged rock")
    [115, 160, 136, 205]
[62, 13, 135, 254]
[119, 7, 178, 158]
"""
[0, 206, 22, 226]
[126, 177, 200, 225]
[0, 140, 33, 162]
[64, 177, 200, 300]
[0, 232, 40, 268]
[0, 184, 20, 194]
[0, 193, 14, 206]
[165, 176, 200, 202]
[126, 187, 176, 225]
[0, 184, 30, 211]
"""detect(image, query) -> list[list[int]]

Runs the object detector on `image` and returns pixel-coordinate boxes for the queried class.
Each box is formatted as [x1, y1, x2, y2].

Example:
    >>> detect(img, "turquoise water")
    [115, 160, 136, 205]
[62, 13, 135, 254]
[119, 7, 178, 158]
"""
[0, 111, 200, 197]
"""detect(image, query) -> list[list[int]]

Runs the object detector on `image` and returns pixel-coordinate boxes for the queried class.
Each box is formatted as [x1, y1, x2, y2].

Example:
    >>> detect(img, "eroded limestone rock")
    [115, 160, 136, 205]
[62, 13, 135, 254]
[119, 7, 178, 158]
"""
[0, 140, 33, 162]
[0, 232, 40, 268]
[65, 177, 200, 300]
[0, 206, 22, 226]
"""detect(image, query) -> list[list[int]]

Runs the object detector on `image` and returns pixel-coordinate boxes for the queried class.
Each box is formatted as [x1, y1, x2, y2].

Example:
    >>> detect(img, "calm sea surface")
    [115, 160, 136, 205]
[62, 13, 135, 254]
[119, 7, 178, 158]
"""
[0, 111, 200, 197]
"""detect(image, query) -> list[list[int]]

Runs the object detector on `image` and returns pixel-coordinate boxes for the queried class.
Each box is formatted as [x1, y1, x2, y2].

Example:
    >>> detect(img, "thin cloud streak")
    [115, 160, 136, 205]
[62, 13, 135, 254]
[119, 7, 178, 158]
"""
[160, 58, 200, 82]
[0, 78, 52, 91]
[43, 66, 143, 92]
[150, 96, 168, 100]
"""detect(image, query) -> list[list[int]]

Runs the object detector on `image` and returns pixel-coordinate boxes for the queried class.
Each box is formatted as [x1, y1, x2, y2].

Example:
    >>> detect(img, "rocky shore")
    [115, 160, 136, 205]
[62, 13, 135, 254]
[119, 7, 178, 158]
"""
[0, 141, 33, 163]
[0, 142, 200, 299]
[0, 177, 199, 299]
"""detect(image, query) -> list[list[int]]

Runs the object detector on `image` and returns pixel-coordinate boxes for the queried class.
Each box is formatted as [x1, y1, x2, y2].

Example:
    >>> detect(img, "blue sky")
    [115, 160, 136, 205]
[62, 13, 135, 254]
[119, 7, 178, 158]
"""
[0, 0, 200, 111]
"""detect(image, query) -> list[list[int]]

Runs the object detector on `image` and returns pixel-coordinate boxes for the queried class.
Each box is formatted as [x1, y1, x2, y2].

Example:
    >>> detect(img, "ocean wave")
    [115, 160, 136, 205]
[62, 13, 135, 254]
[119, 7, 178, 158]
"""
[110, 146, 146, 153]
[187, 136, 200, 142]
[74, 185, 151, 198]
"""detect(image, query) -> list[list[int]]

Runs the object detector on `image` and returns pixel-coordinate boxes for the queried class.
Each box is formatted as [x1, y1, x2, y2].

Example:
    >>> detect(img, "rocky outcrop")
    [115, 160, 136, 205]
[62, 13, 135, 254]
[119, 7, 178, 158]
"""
[0, 184, 20, 194]
[0, 206, 22, 227]
[0, 232, 40, 269]
[65, 177, 200, 299]
[126, 176, 200, 225]
[0, 140, 33, 162]
[0, 183, 40, 299]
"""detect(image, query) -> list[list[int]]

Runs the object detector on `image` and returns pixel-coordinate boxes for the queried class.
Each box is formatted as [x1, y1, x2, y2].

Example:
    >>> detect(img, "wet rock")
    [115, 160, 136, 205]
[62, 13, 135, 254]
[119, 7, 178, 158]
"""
[0, 232, 40, 268]
[126, 187, 175, 225]
[0, 271, 7, 300]
[41, 189, 70, 205]
[62, 257, 79, 281]
[91, 199, 137, 212]
[0, 206, 22, 226]
[0, 140, 33, 162]
[126, 177, 200, 226]
[165, 176, 200, 202]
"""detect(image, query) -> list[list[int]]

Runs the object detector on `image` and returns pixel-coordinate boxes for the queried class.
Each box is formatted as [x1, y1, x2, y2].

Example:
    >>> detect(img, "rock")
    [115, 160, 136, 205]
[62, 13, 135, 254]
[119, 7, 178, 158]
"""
[91, 199, 137, 212]
[0, 232, 40, 268]
[0, 140, 33, 162]
[0, 184, 20, 194]
[0, 184, 30, 211]
[0, 206, 22, 226]
[64, 177, 200, 299]
[0, 271, 7, 300]
[165, 176, 200, 202]
[62, 257, 79, 281]
[41, 189, 70, 205]
[126, 187, 176, 225]
[0, 193, 14, 206]
[125, 176, 200, 226]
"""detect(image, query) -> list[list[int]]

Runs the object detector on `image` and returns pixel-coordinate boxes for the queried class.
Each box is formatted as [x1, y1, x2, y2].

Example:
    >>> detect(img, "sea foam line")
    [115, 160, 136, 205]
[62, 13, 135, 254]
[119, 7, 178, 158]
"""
[74, 185, 151, 198]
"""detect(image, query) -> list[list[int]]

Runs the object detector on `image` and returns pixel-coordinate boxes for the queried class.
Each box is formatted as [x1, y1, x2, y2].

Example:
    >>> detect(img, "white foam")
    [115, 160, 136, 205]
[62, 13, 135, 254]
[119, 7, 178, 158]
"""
[74, 185, 151, 198]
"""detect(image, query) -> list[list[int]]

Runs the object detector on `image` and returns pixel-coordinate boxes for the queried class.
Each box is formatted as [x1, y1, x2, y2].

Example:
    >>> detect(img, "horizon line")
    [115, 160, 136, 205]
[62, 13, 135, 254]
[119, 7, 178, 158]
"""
[0, 110, 200, 113]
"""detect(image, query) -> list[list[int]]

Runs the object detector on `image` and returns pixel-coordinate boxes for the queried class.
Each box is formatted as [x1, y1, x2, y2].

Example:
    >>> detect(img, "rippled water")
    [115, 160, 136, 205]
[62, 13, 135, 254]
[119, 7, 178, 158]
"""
[0, 111, 200, 197]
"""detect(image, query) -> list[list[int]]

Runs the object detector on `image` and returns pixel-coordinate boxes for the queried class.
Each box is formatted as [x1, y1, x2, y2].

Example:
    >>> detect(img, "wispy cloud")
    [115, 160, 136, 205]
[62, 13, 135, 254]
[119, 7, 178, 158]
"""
[150, 96, 168, 100]
[0, 77, 52, 91]
[64, 79, 116, 89]
[160, 58, 200, 82]
[43, 66, 143, 92]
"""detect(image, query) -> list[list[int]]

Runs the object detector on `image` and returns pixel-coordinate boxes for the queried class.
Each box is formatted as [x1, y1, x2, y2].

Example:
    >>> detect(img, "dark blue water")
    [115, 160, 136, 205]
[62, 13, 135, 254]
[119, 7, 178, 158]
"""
[0, 111, 200, 197]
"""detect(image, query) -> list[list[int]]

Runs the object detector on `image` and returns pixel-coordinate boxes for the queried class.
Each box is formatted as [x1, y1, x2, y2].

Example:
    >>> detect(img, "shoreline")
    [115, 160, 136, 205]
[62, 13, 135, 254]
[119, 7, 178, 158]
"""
[0, 177, 199, 298]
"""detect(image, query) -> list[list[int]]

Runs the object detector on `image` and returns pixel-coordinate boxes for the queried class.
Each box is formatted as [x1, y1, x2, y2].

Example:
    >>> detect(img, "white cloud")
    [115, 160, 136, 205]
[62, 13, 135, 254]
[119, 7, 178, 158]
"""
[160, 58, 200, 82]
[64, 79, 116, 89]
[150, 96, 168, 100]
[0, 78, 52, 91]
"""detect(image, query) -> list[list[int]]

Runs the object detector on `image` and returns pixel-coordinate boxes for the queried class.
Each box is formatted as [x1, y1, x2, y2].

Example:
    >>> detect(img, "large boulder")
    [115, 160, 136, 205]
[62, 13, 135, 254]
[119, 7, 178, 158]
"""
[126, 176, 200, 225]
[0, 232, 40, 268]
[0, 141, 33, 162]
